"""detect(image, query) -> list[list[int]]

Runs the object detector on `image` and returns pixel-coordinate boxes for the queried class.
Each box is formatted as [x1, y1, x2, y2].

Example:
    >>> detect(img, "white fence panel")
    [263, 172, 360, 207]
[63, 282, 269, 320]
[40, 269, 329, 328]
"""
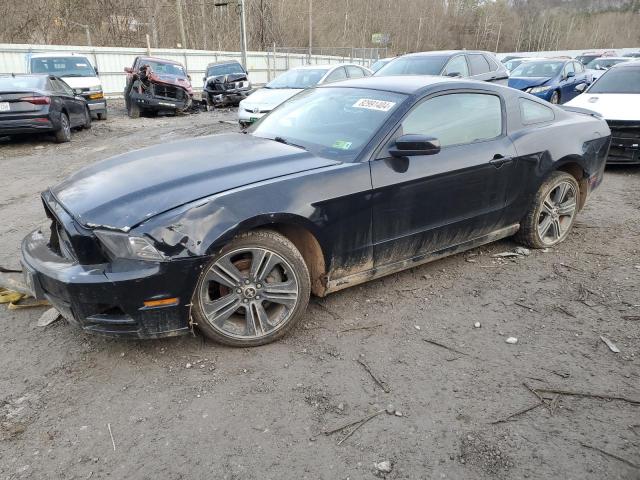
[0, 43, 375, 95]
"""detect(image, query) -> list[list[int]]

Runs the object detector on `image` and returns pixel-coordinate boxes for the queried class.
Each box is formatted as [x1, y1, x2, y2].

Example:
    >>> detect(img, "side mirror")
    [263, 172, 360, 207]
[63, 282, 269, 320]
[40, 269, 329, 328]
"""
[124, 67, 133, 73]
[566, 71, 575, 79]
[446, 72, 462, 78]
[187, 74, 192, 81]
[202, 76, 206, 82]
[94, 67, 99, 75]
[389, 134, 441, 157]
[574, 83, 587, 93]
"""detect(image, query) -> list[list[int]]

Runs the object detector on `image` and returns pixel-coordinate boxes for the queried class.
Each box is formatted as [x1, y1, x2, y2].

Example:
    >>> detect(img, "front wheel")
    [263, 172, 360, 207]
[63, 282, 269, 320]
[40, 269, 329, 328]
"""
[83, 107, 92, 129]
[192, 230, 311, 347]
[516, 171, 580, 249]
[127, 100, 140, 118]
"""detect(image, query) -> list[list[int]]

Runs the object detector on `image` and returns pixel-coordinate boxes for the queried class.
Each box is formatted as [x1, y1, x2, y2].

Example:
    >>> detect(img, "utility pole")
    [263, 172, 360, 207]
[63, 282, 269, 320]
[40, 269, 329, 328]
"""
[176, 0, 187, 48]
[239, 0, 248, 68]
[308, 0, 313, 62]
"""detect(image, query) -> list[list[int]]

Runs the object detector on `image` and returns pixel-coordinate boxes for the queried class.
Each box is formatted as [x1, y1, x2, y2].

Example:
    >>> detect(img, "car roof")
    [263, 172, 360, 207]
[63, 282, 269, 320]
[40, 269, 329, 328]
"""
[589, 57, 628, 61]
[291, 63, 367, 71]
[205, 60, 242, 68]
[317, 75, 489, 95]
[611, 60, 640, 69]
[137, 56, 183, 66]
[28, 52, 90, 59]
[401, 50, 493, 58]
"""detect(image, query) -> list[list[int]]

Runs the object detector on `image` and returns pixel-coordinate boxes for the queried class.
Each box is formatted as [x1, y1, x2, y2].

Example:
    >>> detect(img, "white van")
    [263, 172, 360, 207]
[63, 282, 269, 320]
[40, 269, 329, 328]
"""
[26, 52, 107, 120]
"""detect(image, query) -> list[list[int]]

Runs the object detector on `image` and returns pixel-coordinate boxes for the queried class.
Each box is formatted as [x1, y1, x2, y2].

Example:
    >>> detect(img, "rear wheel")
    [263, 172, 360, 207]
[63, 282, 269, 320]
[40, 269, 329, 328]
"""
[550, 90, 560, 104]
[97, 111, 107, 121]
[54, 113, 71, 143]
[192, 230, 311, 347]
[516, 171, 579, 248]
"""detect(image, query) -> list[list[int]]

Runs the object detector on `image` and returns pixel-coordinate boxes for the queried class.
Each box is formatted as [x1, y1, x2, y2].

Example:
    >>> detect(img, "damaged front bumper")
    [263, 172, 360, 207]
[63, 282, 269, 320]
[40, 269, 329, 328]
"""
[129, 90, 191, 112]
[204, 88, 252, 107]
[21, 227, 207, 339]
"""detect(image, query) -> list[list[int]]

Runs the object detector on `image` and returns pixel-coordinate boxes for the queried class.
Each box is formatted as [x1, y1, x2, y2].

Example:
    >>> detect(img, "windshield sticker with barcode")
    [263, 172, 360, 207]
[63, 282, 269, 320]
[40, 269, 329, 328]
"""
[332, 140, 352, 150]
[353, 98, 396, 111]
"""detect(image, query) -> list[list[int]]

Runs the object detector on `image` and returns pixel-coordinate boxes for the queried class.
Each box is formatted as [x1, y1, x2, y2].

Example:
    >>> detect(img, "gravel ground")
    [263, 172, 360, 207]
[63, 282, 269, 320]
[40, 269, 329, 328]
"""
[0, 100, 639, 480]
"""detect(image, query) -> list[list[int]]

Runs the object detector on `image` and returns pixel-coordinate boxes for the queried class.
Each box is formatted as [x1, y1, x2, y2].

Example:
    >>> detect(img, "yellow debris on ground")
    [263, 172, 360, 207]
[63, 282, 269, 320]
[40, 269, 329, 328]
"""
[0, 287, 49, 309]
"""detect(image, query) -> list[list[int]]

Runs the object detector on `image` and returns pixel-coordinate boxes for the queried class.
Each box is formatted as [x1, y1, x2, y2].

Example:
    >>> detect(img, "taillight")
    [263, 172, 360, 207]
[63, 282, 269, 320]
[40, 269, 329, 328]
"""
[20, 96, 51, 105]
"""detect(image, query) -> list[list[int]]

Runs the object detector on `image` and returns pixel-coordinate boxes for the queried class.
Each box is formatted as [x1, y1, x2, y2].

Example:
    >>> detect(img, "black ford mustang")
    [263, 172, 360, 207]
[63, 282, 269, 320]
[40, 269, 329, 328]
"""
[22, 77, 610, 346]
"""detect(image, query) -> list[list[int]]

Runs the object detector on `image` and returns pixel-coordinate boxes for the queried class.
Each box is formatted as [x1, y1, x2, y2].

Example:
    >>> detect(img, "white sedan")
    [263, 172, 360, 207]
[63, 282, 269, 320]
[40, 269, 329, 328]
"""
[238, 64, 372, 127]
[566, 61, 640, 165]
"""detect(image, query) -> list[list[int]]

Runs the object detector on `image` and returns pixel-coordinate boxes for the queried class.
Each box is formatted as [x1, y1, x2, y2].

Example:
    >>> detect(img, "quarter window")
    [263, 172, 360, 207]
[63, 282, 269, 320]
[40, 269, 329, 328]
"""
[442, 56, 469, 77]
[520, 98, 555, 124]
[324, 67, 348, 83]
[346, 66, 365, 78]
[563, 62, 575, 77]
[400, 93, 502, 148]
[468, 54, 491, 75]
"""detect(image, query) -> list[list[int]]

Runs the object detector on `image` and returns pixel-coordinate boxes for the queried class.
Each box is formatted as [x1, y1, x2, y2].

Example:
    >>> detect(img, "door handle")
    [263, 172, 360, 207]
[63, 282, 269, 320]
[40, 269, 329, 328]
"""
[490, 155, 513, 168]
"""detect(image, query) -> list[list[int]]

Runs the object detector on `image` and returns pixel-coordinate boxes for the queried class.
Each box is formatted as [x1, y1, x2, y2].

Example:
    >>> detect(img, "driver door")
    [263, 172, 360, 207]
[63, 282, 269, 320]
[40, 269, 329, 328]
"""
[370, 91, 518, 267]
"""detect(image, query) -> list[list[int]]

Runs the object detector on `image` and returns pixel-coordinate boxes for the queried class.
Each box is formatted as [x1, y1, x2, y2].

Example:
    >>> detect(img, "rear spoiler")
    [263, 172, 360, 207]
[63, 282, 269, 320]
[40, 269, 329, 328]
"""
[560, 105, 603, 119]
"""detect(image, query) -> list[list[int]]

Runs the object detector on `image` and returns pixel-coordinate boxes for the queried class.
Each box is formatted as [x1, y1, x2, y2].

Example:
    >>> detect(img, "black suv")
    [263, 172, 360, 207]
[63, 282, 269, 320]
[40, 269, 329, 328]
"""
[374, 50, 509, 84]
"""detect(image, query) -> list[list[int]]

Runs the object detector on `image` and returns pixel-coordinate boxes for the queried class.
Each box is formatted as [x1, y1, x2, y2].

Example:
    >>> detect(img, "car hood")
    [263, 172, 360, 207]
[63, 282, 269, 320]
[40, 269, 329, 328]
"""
[58, 76, 102, 89]
[241, 88, 302, 109]
[508, 76, 552, 91]
[565, 93, 640, 121]
[51, 133, 339, 231]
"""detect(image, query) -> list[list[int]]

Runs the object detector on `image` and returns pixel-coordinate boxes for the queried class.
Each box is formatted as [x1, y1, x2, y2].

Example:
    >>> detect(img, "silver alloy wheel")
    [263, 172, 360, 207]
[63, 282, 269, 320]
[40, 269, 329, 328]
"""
[537, 180, 577, 245]
[62, 114, 70, 137]
[198, 247, 300, 340]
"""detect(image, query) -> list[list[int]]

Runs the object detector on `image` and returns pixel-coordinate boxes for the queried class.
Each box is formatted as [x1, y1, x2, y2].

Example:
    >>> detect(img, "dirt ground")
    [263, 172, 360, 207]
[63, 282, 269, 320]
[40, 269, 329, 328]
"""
[0, 99, 638, 480]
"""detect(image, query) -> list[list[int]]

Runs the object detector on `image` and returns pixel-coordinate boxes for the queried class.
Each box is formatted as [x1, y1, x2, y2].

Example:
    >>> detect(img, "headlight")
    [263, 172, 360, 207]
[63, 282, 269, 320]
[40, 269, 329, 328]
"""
[529, 85, 553, 94]
[94, 230, 166, 262]
[88, 85, 102, 92]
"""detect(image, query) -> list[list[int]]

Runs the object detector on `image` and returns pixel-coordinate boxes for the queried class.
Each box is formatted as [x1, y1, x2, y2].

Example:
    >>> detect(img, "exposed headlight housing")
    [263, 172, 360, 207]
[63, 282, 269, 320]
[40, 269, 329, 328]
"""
[88, 85, 102, 92]
[528, 85, 553, 94]
[95, 230, 166, 262]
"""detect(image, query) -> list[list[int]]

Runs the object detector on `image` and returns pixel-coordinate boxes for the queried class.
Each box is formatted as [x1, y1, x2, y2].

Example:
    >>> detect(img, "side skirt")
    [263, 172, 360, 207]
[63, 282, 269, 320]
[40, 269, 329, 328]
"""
[324, 224, 520, 295]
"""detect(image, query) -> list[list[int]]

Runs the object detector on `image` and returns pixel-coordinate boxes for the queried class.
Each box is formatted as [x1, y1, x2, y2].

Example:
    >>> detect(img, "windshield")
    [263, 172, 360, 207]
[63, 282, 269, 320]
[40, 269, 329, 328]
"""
[589, 67, 640, 94]
[30, 57, 96, 77]
[251, 87, 406, 161]
[206, 63, 244, 77]
[511, 61, 564, 78]
[504, 59, 527, 71]
[141, 60, 186, 77]
[0, 76, 46, 91]
[266, 68, 328, 89]
[375, 56, 448, 76]
[586, 58, 627, 70]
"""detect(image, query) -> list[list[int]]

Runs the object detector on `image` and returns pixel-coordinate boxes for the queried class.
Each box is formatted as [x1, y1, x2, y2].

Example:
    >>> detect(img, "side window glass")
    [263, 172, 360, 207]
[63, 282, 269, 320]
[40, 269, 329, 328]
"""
[442, 56, 469, 77]
[58, 79, 74, 96]
[346, 66, 365, 78]
[484, 54, 499, 71]
[468, 54, 491, 75]
[520, 98, 555, 124]
[574, 62, 584, 73]
[360, 67, 372, 77]
[324, 67, 347, 83]
[564, 62, 575, 77]
[50, 79, 65, 94]
[400, 93, 502, 148]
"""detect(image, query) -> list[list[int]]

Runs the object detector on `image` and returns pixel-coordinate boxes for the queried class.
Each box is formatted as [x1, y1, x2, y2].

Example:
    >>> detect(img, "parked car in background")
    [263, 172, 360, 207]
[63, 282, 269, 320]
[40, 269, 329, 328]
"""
[370, 57, 395, 73]
[566, 61, 640, 165]
[21, 76, 609, 345]
[508, 58, 589, 104]
[374, 51, 509, 84]
[584, 57, 631, 82]
[0, 74, 91, 143]
[202, 60, 252, 108]
[124, 56, 194, 118]
[503, 57, 539, 73]
[27, 52, 107, 120]
[622, 52, 640, 58]
[501, 55, 526, 63]
[575, 50, 617, 65]
[238, 63, 372, 127]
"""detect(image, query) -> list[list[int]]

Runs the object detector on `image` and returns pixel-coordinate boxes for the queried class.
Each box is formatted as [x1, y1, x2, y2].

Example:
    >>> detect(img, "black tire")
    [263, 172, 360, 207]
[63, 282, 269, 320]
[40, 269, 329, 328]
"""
[193, 229, 311, 347]
[515, 171, 580, 249]
[54, 113, 71, 143]
[97, 111, 107, 121]
[550, 90, 560, 105]
[127, 101, 140, 118]
[83, 107, 92, 129]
